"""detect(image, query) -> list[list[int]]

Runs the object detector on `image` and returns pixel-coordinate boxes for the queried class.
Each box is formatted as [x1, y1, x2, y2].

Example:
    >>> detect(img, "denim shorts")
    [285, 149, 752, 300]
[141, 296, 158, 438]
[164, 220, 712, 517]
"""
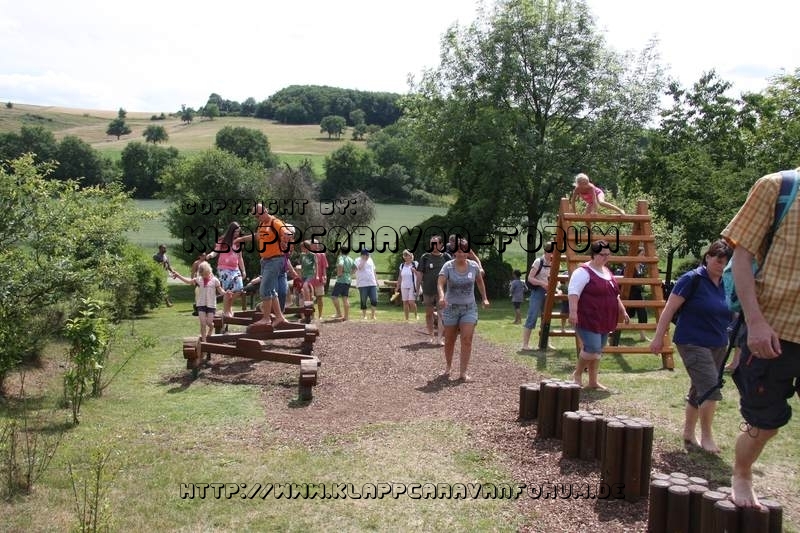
[259, 256, 284, 299]
[575, 326, 608, 357]
[441, 303, 478, 327]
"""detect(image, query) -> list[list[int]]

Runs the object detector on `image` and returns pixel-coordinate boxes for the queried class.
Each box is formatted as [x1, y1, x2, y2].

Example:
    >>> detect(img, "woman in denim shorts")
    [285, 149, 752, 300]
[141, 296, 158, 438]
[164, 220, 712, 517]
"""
[437, 239, 490, 381]
[568, 240, 629, 390]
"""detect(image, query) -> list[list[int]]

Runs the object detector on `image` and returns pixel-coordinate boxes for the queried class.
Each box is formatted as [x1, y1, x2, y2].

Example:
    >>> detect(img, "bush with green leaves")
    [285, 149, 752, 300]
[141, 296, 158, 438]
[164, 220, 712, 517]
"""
[63, 298, 110, 424]
[92, 244, 167, 320]
[0, 155, 142, 388]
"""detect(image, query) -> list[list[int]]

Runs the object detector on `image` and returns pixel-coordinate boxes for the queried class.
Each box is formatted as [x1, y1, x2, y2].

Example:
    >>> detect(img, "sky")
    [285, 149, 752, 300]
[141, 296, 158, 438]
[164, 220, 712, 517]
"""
[1, 0, 798, 113]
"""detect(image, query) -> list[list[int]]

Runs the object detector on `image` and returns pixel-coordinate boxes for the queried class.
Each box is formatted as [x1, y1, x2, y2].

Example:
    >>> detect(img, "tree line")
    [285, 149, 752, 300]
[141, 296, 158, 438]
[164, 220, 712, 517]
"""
[175, 86, 402, 127]
[402, 0, 800, 281]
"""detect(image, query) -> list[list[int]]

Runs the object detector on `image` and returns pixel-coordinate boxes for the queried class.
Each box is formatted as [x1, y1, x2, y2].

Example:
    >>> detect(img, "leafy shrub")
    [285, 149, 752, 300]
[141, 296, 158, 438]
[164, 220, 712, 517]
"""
[96, 244, 167, 320]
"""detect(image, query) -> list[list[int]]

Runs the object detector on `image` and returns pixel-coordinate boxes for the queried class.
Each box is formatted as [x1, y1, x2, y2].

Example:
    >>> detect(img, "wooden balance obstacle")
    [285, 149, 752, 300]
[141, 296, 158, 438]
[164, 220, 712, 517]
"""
[182, 321, 321, 401]
[214, 305, 315, 334]
[647, 472, 783, 533]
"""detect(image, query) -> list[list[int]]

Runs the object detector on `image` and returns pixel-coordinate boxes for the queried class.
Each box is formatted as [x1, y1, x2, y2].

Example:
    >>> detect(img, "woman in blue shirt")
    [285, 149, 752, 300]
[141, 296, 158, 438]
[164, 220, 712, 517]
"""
[651, 240, 733, 453]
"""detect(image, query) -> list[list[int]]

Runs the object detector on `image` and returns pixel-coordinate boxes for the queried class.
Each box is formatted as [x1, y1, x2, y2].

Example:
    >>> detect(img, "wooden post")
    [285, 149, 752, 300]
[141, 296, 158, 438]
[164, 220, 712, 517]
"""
[687, 484, 708, 533]
[665, 485, 690, 533]
[647, 479, 671, 533]
[579, 416, 597, 461]
[700, 491, 727, 533]
[740, 505, 770, 533]
[713, 499, 739, 533]
[622, 421, 643, 501]
[561, 412, 581, 459]
[519, 383, 539, 420]
[601, 421, 625, 489]
[759, 499, 783, 533]
[555, 384, 573, 438]
[537, 381, 560, 439]
[638, 419, 654, 497]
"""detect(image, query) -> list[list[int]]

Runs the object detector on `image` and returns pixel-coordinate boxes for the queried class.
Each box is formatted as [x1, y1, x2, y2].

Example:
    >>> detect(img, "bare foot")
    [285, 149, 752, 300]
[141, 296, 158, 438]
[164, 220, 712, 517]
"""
[586, 382, 608, 391]
[731, 475, 762, 508]
[271, 318, 287, 329]
[700, 438, 720, 454]
[572, 371, 583, 387]
[683, 437, 700, 449]
[457, 374, 472, 382]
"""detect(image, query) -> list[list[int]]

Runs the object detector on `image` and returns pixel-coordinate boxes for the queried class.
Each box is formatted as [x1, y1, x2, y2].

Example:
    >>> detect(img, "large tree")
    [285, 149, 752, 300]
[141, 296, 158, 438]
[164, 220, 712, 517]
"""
[53, 135, 109, 186]
[407, 0, 664, 267]
[0, 125, 58, 167]
[143, 124, 169, 144]
[215, 126, 277, 168]
[740, 68, 800, 175]
[320, 115, 347, 139]
[159, 149, 271, 267]
[106, 117, 131, 140]
[636, 71, 753, 280]
[321, 143, 377, 200]
[120, 141, 180, 198]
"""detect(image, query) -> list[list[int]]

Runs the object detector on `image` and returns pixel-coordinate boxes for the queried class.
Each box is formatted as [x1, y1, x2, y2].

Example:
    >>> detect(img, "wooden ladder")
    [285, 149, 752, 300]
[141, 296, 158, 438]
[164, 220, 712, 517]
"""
[538, 199, 674, 370]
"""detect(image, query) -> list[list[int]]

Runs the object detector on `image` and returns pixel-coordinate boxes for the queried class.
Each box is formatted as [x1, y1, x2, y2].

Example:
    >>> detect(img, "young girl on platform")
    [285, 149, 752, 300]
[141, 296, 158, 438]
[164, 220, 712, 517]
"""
[569, 173, 625, 214]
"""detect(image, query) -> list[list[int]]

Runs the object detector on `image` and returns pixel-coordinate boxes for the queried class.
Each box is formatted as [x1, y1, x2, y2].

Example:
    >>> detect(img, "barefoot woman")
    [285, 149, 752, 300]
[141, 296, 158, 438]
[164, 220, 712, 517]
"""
[437, 239, 489, 381]
[650, 240, 733, 453]
[568, 240, 629, 389]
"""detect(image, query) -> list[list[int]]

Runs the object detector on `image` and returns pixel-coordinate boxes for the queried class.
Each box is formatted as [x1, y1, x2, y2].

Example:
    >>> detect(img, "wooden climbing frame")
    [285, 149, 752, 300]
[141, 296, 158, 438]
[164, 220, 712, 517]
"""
[539, 199, 674, 370]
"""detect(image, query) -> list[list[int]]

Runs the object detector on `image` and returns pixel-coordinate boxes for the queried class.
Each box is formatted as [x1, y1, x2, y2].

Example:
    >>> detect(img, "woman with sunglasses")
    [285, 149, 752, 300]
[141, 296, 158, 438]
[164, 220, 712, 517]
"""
[568, 240, 629, 389]
[206, 221, 246, 317]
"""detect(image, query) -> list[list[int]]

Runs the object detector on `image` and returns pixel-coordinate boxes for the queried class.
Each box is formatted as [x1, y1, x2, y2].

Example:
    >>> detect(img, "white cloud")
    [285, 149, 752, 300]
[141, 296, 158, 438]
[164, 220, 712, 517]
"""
[0, 0, 797, 112]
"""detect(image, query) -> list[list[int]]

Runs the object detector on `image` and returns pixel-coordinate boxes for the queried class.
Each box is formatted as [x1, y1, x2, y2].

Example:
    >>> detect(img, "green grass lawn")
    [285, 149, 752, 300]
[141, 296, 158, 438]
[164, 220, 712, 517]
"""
[4, 286, 800, 531]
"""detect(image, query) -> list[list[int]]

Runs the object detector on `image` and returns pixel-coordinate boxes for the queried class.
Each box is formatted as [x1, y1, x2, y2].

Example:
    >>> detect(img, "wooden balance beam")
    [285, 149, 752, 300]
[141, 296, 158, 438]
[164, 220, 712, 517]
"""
[182, 334, 321, 401]
[214, 307, 315, 334]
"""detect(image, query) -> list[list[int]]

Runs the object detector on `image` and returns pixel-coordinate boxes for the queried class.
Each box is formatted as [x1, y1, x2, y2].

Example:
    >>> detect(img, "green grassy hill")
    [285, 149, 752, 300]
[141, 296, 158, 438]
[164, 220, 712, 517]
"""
[1, 103, 355, 172]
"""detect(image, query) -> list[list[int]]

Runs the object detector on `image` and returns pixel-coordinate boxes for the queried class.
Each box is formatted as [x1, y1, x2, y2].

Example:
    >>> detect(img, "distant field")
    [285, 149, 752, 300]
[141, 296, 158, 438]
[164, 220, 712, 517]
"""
[0, 103, 360, 165]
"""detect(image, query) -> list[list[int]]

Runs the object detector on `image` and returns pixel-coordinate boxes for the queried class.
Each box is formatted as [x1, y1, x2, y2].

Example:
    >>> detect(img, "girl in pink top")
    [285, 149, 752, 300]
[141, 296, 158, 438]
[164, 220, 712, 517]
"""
[569, 173, 625, 214]
[206, 222, 247, 317]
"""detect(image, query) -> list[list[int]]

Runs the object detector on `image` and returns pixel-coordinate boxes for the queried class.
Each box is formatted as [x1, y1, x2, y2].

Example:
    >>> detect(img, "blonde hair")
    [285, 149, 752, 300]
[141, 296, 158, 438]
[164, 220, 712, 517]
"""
[197, 261, 213, 277]
[402, 249, 414, 261]
[574, 173, 590, 186]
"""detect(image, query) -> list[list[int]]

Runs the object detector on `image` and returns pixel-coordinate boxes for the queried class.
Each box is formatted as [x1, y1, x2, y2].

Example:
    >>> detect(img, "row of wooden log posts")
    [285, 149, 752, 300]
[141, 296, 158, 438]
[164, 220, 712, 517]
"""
[647, 472, 783, 533]
[518, 380, 783, 532]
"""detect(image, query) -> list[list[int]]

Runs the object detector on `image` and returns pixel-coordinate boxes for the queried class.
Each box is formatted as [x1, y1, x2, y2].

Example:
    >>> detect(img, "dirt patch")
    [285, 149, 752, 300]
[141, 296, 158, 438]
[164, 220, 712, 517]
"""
[202, 320, 654, 532]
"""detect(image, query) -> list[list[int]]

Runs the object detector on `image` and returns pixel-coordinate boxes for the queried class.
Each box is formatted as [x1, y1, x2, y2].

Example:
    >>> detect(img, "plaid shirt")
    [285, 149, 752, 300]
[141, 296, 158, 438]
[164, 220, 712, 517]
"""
[721, 170, 800, 343]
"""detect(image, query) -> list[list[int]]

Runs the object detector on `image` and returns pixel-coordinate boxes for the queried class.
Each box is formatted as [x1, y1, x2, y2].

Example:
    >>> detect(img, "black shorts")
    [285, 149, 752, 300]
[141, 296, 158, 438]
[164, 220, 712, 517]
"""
[330, 282, 350, 298]
[733, 337, 800, 430]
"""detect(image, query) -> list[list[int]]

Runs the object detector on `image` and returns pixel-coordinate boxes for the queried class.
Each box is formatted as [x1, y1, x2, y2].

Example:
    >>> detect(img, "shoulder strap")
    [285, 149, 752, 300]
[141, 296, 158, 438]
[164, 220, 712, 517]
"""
[685, 270, 702, 302]
[759, 169, 799, 271]
[534, 259, 544, 278]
